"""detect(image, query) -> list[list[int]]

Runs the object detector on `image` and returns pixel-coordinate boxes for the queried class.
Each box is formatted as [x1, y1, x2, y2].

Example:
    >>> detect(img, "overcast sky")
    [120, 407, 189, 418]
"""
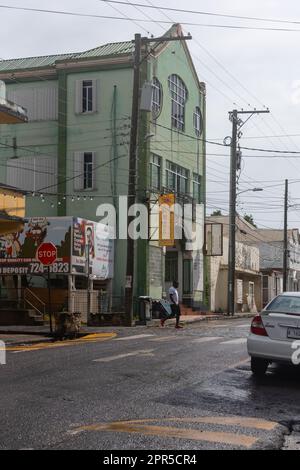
[2, 0, 300, 229]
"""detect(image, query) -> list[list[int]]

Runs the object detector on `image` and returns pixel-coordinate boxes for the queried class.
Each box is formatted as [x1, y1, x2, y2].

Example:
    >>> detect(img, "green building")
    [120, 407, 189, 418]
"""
[0, 24, 206, 311]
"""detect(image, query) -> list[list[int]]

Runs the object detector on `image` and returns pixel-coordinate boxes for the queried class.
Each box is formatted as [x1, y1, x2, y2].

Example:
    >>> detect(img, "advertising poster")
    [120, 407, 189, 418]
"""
[0, 217, 72, 275]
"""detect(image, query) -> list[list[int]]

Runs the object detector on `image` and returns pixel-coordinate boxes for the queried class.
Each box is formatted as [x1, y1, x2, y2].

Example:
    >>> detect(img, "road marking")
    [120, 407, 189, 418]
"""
[220, 338, 247, 345]
[235, 324, 250, 329]
[2, 333, 117, 352]
[69, 418, 262, 448]
[123, 416, 277, 431]
[115, 334, 154, 341]
[149, 336, 186, 342]
[192, 337, 222, 344]
[93, 349, 155, 363]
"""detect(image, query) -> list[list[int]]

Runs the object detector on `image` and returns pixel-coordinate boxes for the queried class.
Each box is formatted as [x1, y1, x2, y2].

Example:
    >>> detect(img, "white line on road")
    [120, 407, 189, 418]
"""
[220, 338, 247, 345]
[192, 337, 223, 344]
[114, 334, 154, 341]
[149, 336, 186, 342]
[93, 349, 155, 363]
[235, 324, 251, 329]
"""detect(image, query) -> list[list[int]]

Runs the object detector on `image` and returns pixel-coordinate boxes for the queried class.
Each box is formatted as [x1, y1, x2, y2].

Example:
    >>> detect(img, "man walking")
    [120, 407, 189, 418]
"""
[161, 280, 183, 329]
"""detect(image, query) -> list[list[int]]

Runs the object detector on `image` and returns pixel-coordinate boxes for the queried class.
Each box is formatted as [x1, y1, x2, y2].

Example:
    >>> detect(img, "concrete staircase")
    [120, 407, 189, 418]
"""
[0, 299, 44, 326]
[180, 304, 208, 316]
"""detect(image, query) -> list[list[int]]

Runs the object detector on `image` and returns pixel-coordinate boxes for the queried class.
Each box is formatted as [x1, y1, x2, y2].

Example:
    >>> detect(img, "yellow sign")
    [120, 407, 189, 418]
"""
[159, 193, 175, 247]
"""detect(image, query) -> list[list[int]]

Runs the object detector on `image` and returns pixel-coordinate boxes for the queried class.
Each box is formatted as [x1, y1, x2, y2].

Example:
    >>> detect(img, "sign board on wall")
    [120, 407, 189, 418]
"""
[72, 218, 114, 279]
[0, 217, 71, 275]
[0, 217, 114, 279]
[159, 193, 175, 247]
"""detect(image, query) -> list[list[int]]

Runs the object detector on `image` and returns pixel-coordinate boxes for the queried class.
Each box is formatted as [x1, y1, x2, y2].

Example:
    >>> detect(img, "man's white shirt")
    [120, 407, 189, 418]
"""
[169, 286, 179, 305]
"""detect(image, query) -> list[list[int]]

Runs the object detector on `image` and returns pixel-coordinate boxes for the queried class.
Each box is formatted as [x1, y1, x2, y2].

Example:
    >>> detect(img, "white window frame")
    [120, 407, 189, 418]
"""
[152, 78, 163, 119]
[192, 173, 201, 203]
[75, 80, 98, 114]
[74, 151, 95, 191]
[150, 154, 161, 190]
[193, 106, 203, 137]
[166, 161, 189, 195]
[168, 74, 188, 131]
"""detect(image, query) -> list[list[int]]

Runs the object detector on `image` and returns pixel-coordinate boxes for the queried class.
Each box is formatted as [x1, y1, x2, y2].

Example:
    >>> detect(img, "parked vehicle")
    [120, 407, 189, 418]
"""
[247, 292, 300, 376]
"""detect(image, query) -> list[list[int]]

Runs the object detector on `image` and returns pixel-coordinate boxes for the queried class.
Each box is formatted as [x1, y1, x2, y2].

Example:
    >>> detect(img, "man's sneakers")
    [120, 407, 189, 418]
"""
[160, 319, 166, 328]
[175, 325, 183, 329]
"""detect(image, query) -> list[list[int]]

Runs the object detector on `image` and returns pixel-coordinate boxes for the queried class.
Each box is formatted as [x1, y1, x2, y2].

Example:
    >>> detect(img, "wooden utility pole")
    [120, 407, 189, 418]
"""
[283, 179, 289, 292]
[227, 108, 270, 316]
[124, 32, 192, 326]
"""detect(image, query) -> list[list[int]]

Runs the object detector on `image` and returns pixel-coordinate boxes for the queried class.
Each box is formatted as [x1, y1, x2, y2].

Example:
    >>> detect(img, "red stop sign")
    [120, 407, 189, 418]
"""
[37, 242, 57, 266]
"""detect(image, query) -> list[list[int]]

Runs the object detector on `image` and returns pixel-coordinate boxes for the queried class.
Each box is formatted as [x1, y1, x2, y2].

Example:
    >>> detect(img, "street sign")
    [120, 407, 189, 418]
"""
[37, 242, 57, 266]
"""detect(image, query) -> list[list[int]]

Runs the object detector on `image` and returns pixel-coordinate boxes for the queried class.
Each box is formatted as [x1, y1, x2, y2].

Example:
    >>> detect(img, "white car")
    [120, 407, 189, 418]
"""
[247, 292, 300, 376]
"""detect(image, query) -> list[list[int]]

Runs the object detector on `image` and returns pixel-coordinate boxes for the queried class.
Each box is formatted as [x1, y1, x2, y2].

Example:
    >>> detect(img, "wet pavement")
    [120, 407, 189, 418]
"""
[1, 319, 299, 450]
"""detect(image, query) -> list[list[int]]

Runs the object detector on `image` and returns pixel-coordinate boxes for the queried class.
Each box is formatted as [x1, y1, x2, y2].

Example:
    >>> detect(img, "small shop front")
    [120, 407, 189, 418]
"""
[0, 216, 114, 325]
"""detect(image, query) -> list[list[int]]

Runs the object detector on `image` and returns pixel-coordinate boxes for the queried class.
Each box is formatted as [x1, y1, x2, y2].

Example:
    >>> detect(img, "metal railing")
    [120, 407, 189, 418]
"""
[23, 288, 46, 318]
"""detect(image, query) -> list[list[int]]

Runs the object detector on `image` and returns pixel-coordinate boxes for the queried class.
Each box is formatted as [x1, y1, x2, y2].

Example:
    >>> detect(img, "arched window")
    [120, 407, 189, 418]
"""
[194, 106, 203, 137]
[152, 77, 163, 119]
[168, 74, 188, 131]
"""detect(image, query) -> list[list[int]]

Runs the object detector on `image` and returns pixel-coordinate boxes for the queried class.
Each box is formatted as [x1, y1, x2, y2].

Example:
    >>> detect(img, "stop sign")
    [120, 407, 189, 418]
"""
[37, 242, 57, 266]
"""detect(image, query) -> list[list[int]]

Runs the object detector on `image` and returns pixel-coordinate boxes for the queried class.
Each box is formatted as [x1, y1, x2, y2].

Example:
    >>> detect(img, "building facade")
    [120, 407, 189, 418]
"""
[207, 215, 262, 314]
[0, 24, 206, 310]
[255, 229, 300, 307]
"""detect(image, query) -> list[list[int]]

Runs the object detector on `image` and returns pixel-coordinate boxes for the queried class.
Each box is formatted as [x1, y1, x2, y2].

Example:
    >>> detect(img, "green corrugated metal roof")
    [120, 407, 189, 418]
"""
[0, 41, 134, 72]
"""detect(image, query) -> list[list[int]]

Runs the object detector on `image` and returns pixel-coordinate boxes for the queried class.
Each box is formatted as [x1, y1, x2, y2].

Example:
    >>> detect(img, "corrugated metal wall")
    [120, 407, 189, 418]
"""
[7, 86, 58, 121]
[7, 156, 57, 193]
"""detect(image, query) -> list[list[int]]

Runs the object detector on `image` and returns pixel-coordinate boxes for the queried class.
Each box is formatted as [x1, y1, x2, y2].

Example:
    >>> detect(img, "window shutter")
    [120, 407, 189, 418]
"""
[75, 80, 83, 114]
[92, 79, 98, 112]
[74, 152, 84, 191]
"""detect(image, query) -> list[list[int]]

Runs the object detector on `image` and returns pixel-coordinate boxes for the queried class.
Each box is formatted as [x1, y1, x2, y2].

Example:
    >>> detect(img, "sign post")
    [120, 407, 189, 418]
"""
[37, 242, 57, 335]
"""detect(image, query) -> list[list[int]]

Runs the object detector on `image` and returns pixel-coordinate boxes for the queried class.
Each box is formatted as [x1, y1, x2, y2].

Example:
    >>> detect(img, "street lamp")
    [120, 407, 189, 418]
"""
[237, 188, 263, 196]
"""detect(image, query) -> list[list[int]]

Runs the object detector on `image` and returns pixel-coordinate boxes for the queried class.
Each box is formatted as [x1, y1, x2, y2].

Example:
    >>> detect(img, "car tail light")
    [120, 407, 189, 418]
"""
[251, 315, 268, 337]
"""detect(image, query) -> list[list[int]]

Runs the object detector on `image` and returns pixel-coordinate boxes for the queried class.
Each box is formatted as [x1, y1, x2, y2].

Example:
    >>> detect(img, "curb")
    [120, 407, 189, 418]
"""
[149, 313, 254, 327]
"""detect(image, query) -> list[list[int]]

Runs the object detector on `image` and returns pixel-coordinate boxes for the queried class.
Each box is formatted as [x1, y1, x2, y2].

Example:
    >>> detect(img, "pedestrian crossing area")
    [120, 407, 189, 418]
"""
[68, 414, 281, 449]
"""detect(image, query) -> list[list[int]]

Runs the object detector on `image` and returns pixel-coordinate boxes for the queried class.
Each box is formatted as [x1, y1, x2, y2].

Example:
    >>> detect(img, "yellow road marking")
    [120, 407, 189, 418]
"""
[70, 421, 258, 448]
[119, 416, 277, 431]
[1, 333, 117, 352]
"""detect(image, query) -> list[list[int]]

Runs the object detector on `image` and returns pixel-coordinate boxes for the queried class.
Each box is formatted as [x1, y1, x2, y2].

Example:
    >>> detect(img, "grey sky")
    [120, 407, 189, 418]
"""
[2, 0, 300, 229]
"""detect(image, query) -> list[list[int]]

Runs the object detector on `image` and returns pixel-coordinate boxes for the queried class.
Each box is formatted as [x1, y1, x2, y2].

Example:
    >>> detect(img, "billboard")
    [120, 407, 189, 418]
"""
[72, 218, 114, 280]
[0, 217, 114, 279]
[0, 217, 71, 275]
[159, 193, 175, 247]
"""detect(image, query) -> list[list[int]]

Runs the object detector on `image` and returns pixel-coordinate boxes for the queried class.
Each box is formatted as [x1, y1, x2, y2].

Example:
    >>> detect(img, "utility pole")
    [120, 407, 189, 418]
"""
[124, 31, 192, 326]
[227, 110, 238, 317]
[283, 179, 289, 292]
[227, 108, 270, 316]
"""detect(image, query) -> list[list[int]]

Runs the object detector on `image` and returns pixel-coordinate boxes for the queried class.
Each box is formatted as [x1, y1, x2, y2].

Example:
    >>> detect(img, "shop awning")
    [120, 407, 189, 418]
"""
[0, 212, 25, 235]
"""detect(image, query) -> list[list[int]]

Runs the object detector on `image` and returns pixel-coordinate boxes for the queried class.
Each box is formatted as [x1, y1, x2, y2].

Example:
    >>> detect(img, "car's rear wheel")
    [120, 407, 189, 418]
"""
[251, 357, 269, 377]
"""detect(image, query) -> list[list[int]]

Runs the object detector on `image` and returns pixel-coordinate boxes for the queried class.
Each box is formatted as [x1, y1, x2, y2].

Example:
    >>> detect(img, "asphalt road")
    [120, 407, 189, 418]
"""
[1, 319, 300, 450]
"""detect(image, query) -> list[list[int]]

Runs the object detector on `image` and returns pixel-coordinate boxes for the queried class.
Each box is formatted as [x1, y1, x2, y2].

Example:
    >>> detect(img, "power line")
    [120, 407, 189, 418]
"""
[98, 1, 300, 27]
[0, 5, 300, 32]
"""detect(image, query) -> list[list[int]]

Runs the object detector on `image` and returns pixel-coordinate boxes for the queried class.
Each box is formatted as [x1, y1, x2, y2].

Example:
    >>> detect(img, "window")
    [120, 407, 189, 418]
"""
[165, 252, 178, 282]
[82, 80, 93, 113]
[75, 80, 97, 114]
[74, 152, 95, 191]
[166, 161, 189, 194]
[168, 74, 188, 131]
[152, 78, 163, 119]
[194, 106, 203, 137]
[193, 174, 201, 203]
[150, 154, 161, 190]
[84, 153, 94, 190]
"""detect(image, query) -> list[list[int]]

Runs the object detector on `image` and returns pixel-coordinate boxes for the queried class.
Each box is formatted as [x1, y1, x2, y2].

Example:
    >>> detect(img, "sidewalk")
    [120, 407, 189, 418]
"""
[0, 313, 254, 345]
[150, 312, 254, 327]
